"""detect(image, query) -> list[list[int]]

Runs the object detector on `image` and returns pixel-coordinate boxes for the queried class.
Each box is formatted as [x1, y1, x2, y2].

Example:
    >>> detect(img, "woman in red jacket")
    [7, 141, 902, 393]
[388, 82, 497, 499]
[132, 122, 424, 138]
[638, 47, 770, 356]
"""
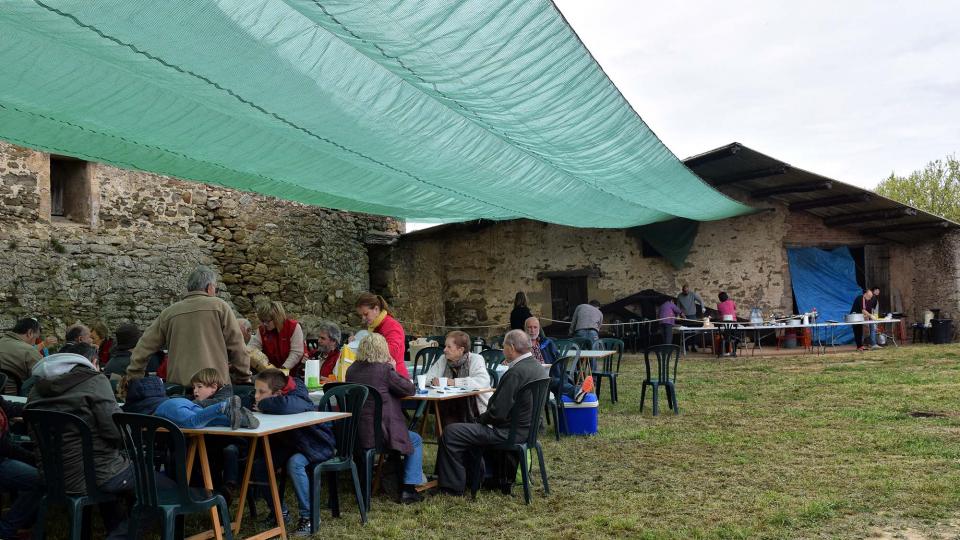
[250, 299, 306, 378]
[355, 292, 409, 378]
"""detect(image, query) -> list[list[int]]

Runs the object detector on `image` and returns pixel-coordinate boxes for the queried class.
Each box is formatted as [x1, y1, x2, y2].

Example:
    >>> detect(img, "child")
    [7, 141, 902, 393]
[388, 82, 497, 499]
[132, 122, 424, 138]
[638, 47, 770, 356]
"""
[123, 376, 258, 429]
[254, 369, 335, 537]
[191, 368, 234, 406]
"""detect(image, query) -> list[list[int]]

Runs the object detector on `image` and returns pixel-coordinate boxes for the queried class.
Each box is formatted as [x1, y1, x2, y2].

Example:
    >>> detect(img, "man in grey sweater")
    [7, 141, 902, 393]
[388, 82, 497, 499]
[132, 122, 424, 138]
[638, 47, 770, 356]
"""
[436, 330, 544, 495]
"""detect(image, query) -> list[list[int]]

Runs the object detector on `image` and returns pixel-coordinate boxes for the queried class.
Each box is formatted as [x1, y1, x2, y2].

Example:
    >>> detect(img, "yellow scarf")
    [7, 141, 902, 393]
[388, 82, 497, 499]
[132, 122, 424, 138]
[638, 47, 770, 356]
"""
[368, 309, 388, 332]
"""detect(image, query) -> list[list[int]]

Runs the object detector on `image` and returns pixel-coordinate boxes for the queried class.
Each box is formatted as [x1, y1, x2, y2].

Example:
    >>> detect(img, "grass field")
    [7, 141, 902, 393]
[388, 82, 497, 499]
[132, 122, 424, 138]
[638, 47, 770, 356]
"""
[45, 344, 960, 539]
[266, 344, 960, 540]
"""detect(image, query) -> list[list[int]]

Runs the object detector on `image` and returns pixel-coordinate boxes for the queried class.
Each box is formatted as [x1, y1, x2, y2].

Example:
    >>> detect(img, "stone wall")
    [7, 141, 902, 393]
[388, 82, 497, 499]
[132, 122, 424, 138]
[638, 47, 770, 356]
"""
[0, 141, 398, 337]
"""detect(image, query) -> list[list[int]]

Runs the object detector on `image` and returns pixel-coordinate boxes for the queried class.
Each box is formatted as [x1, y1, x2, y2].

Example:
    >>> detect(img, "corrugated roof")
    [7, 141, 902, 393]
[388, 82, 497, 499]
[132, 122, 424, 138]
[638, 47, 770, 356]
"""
[685, 143, 957, 243]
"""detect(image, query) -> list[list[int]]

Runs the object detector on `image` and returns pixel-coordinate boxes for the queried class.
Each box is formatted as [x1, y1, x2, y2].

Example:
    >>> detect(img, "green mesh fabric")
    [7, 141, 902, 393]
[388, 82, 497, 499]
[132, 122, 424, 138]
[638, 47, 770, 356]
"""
[0, 1, 752, 227]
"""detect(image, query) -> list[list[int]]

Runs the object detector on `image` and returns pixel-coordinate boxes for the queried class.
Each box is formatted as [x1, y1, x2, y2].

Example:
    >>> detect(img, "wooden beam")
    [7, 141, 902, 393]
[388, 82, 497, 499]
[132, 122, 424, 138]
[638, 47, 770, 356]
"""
[859, 221, 950, 236]
[684, 143, 741, 168]
[823, 207, 918, 227]
[789, 194, 871, 211]
[709, 165, 791, 186]
[750, 181, 832, 199]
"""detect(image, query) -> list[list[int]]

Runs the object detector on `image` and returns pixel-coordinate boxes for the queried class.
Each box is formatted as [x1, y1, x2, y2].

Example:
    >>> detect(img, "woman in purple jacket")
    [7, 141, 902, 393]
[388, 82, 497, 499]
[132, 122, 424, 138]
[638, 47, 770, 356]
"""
[346, 333, 424, 504]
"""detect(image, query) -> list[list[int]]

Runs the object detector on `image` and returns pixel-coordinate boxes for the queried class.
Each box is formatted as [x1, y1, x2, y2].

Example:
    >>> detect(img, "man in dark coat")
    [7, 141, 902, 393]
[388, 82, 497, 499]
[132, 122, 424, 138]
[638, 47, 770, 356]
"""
[436, 329, 545, 495]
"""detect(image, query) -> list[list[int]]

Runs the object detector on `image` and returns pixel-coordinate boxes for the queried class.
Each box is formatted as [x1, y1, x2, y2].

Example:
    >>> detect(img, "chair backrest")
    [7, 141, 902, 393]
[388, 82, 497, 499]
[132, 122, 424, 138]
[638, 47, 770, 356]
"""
[0, 369, 21, 395]
[480, 348, 505, 370]
[113, 412, 193, 507]
[486, 367, 499, 388]
[553, 340, 580, 378]
[502, 378, 551, 447]
[599, 338, 625, 372]
[571, 337, 593, 351]
[23, 408, 108, 501]
[643, 345, 680, 383]
[413, 346, 444, 378]
[317, 384, 369, 460]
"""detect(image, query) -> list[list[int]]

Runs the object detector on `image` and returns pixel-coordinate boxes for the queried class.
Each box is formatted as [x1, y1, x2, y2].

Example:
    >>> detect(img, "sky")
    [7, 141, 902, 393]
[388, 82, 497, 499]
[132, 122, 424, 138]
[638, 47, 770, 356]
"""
[552, 0, 960, 189]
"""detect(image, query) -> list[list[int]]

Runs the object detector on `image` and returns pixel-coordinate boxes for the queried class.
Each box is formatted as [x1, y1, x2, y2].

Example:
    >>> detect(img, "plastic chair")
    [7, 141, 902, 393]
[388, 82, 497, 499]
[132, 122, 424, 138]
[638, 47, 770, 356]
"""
[313, 384, 369, 532]
[355, 384, 386, 512]
[412, 347, 444, 378]
[553, 340, 582, 382]
[595, 338, 624, 403]
[469, 378, 551, 504]
[23, 409, 119, 540]
[112, 412, 233, 540]
[571, 337, 594, 351]
[640, 345, 680, 416]
[487, 367, 499, 388]
[545, 356, 572, 441]
[481, 349, 505, 370]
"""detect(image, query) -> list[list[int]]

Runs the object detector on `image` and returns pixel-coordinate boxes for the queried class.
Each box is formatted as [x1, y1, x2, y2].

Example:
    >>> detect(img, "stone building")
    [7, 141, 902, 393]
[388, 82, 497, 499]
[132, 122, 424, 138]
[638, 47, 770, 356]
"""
[379, 143, 960, 338]
[0, 140, 399, 336]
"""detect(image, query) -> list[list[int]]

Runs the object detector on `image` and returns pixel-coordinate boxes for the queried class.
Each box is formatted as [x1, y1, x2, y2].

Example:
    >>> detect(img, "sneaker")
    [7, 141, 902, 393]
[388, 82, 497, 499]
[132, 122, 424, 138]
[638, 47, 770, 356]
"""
[226, 396, 242, 429]
[290, 517, 312, 538]
[401, 488, 424, 504]
[856, 346, 865, 352]
[239, 405, 260, 429]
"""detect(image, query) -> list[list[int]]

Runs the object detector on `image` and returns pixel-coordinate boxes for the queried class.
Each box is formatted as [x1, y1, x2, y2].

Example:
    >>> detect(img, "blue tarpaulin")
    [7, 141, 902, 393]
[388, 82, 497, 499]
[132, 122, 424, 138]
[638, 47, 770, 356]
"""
[787, 247, 862, 345]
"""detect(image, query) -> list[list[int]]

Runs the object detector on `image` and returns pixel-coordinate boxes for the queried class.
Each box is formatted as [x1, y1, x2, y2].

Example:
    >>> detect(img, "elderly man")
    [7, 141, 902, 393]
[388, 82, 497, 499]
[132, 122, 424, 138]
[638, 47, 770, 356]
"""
[64, 323, 93, 346]
[569, 300, 603, 350]
[127, 265, 250, 386]
[0, 318, 43, 394]
[314, 320, 342, 380]
[525, 316, 576, 401]
[435, 329, 544, 496]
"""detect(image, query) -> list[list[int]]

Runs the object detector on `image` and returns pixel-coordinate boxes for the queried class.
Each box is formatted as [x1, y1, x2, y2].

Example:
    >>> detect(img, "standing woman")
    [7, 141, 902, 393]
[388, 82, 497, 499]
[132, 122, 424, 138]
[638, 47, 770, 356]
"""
[509, 292, 532, 331]
[249, 299, 306, 378]
[355, 292, 409, 378]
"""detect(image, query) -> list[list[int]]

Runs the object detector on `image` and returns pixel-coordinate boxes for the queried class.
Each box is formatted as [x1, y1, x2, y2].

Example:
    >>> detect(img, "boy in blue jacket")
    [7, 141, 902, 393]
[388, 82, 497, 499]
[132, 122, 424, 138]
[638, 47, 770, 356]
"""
[254, 369, 335, 537]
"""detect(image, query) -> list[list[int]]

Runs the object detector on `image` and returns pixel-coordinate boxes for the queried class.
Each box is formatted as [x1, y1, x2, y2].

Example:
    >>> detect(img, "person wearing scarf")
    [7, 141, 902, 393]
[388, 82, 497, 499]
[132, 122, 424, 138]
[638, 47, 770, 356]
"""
[355, 292, 409, 378]
[422, 331, 491, 428]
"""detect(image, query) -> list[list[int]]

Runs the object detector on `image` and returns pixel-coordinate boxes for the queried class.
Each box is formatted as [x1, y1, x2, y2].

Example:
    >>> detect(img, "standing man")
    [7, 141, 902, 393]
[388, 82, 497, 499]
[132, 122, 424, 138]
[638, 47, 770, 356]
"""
[850, 288, 876, 352]
[677, 285, 704, 321]
[569, 300, 603, 350]
[0, 318, 43, 394]
[435, 330, 544, 495]
[127, 265, 250, 386]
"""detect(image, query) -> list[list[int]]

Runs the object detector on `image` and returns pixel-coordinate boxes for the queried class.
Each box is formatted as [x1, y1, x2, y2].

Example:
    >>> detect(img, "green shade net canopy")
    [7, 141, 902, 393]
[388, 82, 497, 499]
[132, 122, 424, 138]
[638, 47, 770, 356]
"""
[0, 0, 752, 227]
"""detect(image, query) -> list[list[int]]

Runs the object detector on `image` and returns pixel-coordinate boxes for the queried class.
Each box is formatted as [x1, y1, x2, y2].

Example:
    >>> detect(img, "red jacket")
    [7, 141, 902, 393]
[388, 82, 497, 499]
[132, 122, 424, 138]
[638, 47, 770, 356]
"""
[319, 348, 340, 378]
[374, 314, 408, 378]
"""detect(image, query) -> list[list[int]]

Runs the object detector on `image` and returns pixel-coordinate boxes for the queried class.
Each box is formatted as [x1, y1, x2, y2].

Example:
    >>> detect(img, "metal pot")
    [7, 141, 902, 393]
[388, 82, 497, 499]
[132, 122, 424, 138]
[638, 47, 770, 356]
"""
[845, 313, 864, 323]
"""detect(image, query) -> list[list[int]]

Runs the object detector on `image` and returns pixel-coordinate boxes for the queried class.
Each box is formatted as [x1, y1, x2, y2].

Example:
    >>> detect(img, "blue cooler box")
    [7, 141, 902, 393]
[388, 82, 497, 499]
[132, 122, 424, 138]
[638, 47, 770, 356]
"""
[561, 393, 599, 435]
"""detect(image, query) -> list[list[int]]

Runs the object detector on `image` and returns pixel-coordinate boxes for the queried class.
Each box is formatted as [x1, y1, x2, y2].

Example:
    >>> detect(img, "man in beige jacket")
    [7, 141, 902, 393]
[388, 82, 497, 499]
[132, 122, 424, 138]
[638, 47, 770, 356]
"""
[127, 265, 251, 386]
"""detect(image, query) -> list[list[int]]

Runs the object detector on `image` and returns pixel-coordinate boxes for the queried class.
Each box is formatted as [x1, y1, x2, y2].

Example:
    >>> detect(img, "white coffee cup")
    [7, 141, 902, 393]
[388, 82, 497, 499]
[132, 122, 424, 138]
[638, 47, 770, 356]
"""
[438, 376, 448, 388]
[417, 375, 427, 388]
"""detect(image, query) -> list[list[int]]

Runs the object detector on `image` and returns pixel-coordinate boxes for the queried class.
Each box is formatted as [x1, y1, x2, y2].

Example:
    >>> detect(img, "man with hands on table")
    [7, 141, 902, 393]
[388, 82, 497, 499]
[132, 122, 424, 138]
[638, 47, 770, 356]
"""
[435, 330, 544, 496]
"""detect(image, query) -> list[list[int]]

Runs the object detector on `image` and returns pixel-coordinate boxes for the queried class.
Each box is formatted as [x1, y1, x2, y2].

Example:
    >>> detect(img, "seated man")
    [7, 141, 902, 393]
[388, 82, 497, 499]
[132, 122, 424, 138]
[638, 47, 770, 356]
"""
[0, 317, 43, 394]
[435, 330, 544, 496]
[26, 342, 171, 540]
[314, 320, 342, 381]
[525, 316, 577, 401]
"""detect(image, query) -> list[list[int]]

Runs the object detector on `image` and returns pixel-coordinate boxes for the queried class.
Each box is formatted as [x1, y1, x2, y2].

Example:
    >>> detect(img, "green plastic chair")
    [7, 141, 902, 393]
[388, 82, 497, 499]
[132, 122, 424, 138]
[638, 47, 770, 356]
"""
[595, 338, 625, 403]
[313, 384, 369, 532]
[480, 348, 505, 370]
[641, 345, 680, 416]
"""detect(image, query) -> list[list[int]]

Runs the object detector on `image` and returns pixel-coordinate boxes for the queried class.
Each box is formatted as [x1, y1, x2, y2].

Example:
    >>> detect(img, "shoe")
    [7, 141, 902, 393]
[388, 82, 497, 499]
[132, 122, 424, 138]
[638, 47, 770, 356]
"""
[239, 405, 260, 429]
[870, 344, 881, 350]
[226, 396, 242, 429]
[574, 387, 586, 404]
[400, 487, 423, 504]
[290, 517, 311, 537]
[856, 346, 865, 352]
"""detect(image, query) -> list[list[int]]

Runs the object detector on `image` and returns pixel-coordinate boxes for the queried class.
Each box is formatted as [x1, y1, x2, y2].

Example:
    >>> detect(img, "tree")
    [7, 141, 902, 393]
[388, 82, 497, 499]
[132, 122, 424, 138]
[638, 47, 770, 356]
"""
[875, 155, 960, 222]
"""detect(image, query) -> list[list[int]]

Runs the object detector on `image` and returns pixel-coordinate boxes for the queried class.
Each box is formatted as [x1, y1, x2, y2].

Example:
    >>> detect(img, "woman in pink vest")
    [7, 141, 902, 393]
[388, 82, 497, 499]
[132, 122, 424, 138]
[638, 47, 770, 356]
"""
[355, 292, 409, 378]
[249, 299, 306, 378]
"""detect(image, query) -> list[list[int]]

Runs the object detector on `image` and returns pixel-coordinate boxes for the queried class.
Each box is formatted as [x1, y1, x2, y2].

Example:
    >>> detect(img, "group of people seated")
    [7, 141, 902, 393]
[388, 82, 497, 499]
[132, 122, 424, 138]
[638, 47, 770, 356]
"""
[0, 266, 560, 538]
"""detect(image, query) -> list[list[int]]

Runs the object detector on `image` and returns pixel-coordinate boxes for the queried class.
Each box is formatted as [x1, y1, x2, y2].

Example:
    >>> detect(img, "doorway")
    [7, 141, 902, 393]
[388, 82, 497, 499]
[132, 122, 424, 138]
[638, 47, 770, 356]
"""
[550, 276, 587, 321]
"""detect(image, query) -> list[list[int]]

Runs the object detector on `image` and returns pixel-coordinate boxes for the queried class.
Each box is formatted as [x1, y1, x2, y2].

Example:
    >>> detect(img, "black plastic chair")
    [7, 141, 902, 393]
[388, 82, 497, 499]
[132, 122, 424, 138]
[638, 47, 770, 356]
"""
[313, 384, 369, 532]
[641, 345, 681, 416]
[24, 409, 119, 540]
[469, 378, 551, 504]
[481, 349, 505, 370]
[354, 384, 388, 512]
[571, 336, 594, 351]
[112, 412, 233, 540]
[595, 338, 624, 403]
[545, 355, 573, 441]
[487, 367, 499, 388]
[412, 347, 444, 378]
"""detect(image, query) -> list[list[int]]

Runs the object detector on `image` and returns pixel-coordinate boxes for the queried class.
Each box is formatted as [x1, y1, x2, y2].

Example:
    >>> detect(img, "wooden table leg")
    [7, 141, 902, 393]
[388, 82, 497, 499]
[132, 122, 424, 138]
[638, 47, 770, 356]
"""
[232, 435, 258, 534]
[433, 401, 443, 438]
[197, 436, 225, 540]
[186, 437, 198, 481]
[262, 435, 288, 540]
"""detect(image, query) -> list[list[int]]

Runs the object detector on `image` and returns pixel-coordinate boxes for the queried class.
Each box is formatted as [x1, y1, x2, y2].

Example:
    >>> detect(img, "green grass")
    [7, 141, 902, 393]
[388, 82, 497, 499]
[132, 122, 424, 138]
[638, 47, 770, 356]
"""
[55, 345, 960, 538]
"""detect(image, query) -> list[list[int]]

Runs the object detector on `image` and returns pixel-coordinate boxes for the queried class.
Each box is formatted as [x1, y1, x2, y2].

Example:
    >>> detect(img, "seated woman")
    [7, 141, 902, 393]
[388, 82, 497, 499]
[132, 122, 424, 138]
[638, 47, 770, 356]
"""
[249, 299, 306, 378]
[345, 334, 424, 504]
[422, 331, 490, 426]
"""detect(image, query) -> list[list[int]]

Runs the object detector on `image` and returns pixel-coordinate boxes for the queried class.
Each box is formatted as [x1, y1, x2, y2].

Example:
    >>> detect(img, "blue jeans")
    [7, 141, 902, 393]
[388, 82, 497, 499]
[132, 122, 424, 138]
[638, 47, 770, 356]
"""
[403, 431, 424, 485]
[869, 323, 878, 345]
[287, 453, 312, 519]
[155, 398, 229, 428]
[0, 458, 42, 537]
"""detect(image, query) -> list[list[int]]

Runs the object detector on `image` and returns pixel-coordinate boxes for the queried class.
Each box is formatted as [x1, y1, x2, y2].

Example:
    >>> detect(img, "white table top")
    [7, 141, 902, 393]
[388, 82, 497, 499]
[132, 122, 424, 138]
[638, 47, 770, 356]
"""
[404, 387, 494, 401]
[180, 410, 349, 437]
[677, 319, 900, 331]
[575, 349, 616, 358]
[2, 394, 25, 403]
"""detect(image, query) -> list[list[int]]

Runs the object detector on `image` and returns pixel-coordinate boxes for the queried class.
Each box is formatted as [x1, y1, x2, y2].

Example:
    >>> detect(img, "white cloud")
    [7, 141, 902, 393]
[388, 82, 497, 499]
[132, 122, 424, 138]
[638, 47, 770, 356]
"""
[554, 0, 960, 188]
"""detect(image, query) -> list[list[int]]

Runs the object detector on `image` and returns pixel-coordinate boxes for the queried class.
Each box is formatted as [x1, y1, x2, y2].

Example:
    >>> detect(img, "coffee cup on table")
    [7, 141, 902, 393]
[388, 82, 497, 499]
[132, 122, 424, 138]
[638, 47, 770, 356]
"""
[438, 376, 448, 388]
[417, 375, 427, 389]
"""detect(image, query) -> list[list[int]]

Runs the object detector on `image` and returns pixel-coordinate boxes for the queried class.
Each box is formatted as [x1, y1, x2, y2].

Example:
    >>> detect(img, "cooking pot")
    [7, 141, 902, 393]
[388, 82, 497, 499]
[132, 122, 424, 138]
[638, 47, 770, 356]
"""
[845, 313, 864, 323]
